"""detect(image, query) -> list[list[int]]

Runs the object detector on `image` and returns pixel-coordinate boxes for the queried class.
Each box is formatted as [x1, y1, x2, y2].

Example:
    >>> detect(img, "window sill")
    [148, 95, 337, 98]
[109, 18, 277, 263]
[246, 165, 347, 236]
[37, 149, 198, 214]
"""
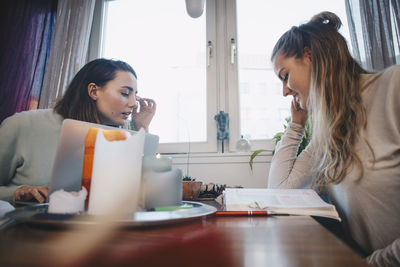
[167, 151, 273, 165]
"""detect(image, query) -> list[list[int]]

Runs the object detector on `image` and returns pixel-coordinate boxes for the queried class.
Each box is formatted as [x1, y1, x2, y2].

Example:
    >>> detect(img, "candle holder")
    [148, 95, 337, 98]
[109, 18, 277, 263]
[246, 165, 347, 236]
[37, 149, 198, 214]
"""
[142, 154, 172, 172]
[142, 168, 183, 210]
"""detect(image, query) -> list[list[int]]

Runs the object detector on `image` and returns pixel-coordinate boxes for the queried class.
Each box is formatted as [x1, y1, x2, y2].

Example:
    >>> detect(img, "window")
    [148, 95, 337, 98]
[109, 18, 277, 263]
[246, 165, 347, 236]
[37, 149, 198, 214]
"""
[102, 0, 216, 153]
[100, 0, 351, 153]
[231, 0, 351, 151]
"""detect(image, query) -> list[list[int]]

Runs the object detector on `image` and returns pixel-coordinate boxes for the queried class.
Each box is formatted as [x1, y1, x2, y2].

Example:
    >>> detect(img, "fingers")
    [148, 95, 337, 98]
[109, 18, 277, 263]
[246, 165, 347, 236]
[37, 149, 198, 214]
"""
[290, 98, 308, 126]
[290, 98, 298, 115]
[14, 186, 47, 203]
[131, 104, 138, 114]
[290, 98, 297, 111]
[14, 188, 25, 201]
[291, 97, 304, 113]
[141, 98, 156, 105]
[29, 188, 45, 203]
[136, 98, 156, 112]
[138, 97, 155, 106]
[37, 185, 49, 199]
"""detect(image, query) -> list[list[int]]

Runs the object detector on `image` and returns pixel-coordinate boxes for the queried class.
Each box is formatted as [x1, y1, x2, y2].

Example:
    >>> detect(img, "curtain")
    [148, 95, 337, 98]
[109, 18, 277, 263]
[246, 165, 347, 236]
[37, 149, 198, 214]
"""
[39, 0, 96, 109]
[0, 0, 57, 124]
[345, 0, 400, 71]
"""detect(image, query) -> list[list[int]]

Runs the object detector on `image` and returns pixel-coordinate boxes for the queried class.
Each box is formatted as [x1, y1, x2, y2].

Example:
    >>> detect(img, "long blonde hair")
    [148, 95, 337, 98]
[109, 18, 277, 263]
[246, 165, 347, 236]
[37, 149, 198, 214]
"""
[272, 12, 372, 186]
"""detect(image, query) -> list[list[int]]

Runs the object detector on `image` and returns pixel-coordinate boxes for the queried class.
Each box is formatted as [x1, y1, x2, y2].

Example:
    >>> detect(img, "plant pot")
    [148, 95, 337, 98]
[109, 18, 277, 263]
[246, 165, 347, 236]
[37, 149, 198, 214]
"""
[182, 181, 202, 201]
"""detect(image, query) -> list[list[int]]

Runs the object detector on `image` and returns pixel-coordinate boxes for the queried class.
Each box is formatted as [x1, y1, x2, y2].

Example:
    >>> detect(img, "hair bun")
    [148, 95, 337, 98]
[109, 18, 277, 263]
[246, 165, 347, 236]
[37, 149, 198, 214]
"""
[310, 11, 342, 31]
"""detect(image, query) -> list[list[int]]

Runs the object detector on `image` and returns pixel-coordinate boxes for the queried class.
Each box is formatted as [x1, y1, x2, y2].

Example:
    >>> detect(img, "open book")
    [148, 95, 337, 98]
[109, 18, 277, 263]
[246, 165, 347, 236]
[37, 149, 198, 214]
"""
[223, 188, 341, 221]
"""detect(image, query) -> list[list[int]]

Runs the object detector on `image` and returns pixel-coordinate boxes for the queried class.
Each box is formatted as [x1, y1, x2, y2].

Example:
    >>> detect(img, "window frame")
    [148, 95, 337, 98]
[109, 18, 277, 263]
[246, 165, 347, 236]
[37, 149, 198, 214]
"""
[156, 0, 219, 153]
[225, 0, 275, 153]
[90, 0, 277, 154]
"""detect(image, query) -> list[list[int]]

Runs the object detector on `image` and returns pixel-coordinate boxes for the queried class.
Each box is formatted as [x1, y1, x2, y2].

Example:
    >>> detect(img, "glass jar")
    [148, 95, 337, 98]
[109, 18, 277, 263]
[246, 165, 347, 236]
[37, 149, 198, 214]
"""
[236, 135, 251, 152]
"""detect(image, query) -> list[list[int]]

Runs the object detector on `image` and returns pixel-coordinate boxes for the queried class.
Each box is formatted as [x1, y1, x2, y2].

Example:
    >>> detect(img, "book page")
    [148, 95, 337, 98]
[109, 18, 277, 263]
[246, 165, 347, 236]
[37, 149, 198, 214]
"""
[223, 188, 340, 220]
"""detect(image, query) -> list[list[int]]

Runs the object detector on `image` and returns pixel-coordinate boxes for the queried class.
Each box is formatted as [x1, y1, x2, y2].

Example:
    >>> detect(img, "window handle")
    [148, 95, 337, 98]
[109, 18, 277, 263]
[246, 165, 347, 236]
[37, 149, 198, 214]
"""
[230, 38, 236, 65]
[207, 41, 213, 67]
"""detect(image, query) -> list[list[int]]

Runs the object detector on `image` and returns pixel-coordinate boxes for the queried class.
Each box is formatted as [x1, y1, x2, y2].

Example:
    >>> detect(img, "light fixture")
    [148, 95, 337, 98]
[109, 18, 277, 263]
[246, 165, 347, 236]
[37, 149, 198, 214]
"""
[185, 0, 205, 18]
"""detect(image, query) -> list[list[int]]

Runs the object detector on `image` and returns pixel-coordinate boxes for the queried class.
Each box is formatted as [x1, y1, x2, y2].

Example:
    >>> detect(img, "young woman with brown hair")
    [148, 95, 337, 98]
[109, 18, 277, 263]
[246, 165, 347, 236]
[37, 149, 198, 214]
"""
[0, 59, 156, 204]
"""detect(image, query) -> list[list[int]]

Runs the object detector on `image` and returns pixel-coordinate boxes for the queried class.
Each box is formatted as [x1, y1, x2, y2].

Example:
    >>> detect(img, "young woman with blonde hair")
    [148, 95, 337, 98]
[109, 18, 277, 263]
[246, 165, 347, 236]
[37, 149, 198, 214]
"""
[269, 11, 400, 266]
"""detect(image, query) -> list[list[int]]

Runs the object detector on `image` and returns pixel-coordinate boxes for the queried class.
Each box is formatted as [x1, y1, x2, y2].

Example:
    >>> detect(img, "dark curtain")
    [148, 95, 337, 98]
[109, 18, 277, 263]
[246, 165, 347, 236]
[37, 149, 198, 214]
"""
[345, 0, 400, 71]
[0, 0, 57, 124]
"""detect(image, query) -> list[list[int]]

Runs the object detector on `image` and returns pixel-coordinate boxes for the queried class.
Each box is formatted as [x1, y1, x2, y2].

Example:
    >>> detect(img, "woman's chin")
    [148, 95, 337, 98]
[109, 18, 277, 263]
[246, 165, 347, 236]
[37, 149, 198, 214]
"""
[100, 119, 123, 127]
[114, 120, 125, 127]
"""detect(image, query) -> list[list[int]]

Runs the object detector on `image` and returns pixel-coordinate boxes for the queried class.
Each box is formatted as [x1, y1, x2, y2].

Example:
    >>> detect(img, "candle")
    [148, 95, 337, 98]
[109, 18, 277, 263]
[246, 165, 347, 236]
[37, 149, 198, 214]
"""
[143, 153, 172, 172]
[142, 168, 183, 210]
[141, 154, 180, 210]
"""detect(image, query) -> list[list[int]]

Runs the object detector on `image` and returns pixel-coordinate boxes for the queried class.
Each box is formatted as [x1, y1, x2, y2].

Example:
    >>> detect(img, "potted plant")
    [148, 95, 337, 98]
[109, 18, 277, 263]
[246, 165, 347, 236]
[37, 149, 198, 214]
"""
[182, 176, 202, 201]
[249, 117, 311, 171]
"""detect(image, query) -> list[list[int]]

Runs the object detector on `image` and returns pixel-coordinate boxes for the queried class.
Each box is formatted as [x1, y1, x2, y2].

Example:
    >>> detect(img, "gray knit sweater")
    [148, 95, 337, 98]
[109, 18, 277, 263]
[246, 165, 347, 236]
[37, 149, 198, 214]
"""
[0, 109, 63, 203]
[268, 65, 400, 266]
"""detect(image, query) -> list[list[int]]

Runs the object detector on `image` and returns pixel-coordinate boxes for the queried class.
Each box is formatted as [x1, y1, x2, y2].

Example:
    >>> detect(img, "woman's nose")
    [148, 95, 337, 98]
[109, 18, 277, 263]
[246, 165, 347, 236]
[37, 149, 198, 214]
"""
[129, 95, 137, 108]
[282, 84, 293, 97]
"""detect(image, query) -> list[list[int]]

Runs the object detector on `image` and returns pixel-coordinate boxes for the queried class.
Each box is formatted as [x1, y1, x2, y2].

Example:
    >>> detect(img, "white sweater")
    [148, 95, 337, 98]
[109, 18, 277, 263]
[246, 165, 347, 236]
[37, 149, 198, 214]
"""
[268, 65, 400, 266]
[0, 109, 63, 202]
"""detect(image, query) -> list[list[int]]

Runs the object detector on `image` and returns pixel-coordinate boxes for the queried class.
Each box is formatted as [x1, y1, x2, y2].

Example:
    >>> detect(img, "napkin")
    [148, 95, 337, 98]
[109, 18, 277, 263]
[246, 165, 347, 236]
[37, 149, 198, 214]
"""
[48, 187, 87, 214]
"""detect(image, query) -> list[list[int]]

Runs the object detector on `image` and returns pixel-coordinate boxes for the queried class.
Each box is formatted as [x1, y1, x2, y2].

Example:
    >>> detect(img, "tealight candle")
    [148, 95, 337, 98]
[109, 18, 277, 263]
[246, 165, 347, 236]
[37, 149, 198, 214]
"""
[143, 153, 172, 172]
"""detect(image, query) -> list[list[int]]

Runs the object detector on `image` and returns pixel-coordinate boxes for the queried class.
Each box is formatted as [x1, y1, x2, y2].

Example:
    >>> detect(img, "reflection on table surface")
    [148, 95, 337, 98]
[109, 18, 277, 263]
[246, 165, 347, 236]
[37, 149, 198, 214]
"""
[0, 201, 368, 267]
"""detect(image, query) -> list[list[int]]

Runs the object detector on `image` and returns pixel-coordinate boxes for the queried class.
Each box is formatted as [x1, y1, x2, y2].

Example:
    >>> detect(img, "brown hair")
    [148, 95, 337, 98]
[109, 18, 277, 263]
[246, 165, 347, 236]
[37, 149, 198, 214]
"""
[54, 58, 136, 123]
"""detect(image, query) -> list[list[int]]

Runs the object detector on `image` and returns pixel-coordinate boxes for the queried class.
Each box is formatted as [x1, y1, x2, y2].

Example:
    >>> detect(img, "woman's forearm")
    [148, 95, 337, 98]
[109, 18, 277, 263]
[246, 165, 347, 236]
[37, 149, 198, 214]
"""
[268, 123, 313, 189]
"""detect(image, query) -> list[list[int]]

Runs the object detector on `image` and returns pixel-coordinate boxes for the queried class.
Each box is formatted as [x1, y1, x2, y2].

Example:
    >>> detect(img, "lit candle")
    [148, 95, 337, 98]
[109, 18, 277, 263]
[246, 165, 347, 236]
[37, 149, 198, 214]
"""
[143, 153, 172, 172]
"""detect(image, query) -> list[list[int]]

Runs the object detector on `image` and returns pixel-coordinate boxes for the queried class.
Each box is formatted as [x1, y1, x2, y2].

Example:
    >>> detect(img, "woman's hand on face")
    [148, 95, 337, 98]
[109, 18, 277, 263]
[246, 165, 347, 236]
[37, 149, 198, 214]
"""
[14, 185, 49, 203]
[290, 98, 308, 126]
[131, 97, 156, 132]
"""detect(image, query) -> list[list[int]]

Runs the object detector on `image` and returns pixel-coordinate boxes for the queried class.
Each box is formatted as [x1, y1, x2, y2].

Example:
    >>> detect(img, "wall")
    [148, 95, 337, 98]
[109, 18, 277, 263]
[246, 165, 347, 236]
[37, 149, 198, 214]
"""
[170, 151, 272, 188]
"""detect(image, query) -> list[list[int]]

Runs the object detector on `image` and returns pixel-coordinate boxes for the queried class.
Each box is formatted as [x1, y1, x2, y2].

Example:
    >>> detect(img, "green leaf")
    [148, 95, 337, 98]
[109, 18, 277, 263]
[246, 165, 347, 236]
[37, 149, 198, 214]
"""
[272, 132, 283, 143]
[182, 176, 195, 181]
[249, 149, 265, 171]
[248, 116, 312, 172]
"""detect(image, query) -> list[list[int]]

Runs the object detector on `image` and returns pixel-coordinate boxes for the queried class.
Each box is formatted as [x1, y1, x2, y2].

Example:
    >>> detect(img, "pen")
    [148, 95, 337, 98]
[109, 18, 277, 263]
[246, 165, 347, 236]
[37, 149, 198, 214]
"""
[215, 211, 270, 216]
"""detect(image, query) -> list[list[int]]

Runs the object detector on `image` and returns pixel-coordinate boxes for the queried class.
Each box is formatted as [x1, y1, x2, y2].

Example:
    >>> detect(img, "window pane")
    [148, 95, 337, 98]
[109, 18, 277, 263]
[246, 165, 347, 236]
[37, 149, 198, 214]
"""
[236, 0, 351, 139]
[103, 0, 206, 143]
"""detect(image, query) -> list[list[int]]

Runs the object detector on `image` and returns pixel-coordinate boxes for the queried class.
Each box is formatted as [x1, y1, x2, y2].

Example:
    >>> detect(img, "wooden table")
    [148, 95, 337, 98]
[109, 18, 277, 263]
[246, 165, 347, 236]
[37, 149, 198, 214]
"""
[0, 203, 368, 267]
